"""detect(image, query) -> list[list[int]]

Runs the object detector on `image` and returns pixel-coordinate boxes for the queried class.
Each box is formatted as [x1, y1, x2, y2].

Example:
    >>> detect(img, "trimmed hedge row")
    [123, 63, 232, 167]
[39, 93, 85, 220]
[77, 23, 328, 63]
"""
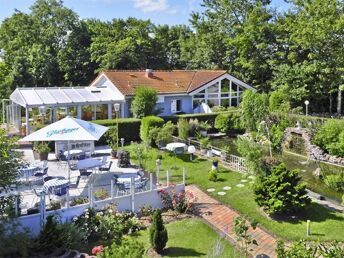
[93, 118, 141, 145]
[162, 110, 238, 124]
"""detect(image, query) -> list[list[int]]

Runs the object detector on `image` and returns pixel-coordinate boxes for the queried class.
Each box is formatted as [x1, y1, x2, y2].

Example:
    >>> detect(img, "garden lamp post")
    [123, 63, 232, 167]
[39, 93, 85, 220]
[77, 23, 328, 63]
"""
[188, 145, 196, 161]
[260, 121, 272, 158]
[113, 103, 120, 150]
[304, 100, 309, 116]
[120, 138, 125, 148]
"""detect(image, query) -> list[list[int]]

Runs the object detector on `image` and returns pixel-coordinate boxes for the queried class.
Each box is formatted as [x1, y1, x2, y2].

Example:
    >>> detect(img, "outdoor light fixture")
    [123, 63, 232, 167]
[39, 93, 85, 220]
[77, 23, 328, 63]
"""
[188, 145, 196, 161]
[304, 100, 310, 116]
[120, 138, 125, 148]
[113, 103, 120, 150]
[113, 103, 120, 112]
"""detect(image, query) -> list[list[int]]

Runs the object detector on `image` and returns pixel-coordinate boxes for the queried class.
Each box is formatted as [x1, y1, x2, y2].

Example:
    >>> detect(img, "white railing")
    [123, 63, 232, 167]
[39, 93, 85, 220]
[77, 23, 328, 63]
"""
[172, 136, 248, 173]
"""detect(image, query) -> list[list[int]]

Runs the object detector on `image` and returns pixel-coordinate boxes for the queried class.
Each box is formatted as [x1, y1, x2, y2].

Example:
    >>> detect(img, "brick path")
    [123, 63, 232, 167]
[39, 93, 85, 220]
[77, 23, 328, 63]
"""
[187, 185, 277, 258]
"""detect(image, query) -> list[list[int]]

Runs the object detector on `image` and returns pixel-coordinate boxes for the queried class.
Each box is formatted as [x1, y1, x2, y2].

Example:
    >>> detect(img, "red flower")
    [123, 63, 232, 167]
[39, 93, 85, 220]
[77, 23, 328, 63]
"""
[92, 245, 104, 255]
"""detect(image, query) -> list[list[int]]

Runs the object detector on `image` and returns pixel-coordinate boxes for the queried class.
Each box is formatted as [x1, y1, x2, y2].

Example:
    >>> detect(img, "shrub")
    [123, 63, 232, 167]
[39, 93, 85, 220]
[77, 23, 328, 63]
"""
[313, 119, 344, 153]
[214, 114, 231, 133]
[276, 240, 344, 258]
[156, 121, 176, 145]
[158, 188, 195, 213]
[236, 136, 263, 174]
[70, 196, 88, 207]
[240, 90, 269, 131]
[178, 118, 189, 140]
[33, 142, 51, 154]
[208, 170, 218, 182]
[97, 238, 144, 258]
[140, 116, 164, 145]
[94, 118, 141, 144]
[269, 89, 290, 113]
[149, 209, 168, 254]
[323, 174, 344, 192]
[199, 137, 210, 149]
[94, 188, 109, 200]
[37, 215, 83, 251]
[253, 163, 310, 215]
[131, 86, 158, 118]
[211, 106, 227, 112]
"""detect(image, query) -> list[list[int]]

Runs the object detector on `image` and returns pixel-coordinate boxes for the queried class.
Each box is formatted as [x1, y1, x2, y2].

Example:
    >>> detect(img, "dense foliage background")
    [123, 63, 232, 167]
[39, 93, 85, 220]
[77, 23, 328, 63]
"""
[0, 0, 343, 113]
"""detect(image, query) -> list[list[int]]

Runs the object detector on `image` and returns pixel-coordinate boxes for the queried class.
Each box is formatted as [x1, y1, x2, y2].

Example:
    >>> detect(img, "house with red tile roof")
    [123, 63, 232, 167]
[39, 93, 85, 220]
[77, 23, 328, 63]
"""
[90, 69, 254, 117]
[7, 69, 254, 135]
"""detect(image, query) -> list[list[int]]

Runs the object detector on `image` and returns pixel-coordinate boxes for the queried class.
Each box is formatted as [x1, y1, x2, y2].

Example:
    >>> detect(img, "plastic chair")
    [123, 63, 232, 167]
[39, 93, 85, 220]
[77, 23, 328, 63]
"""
[99, 161, 112, 172]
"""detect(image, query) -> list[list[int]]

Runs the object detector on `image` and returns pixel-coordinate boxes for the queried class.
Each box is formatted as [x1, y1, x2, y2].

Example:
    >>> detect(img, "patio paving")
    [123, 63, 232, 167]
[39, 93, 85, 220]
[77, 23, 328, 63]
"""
[16, 145, 146, 214]
[187, 185, 277, 258]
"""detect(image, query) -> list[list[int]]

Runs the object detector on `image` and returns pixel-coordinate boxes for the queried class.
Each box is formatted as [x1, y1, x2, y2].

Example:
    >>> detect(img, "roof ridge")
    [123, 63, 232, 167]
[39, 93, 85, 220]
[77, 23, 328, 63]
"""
[103, 69, 227, 73]
[187, 71, 197, 92]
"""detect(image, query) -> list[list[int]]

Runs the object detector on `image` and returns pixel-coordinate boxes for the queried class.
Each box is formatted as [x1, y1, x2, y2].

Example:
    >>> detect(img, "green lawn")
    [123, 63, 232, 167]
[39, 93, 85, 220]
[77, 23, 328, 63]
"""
[131, 218, 239, 258]
[126, 146, 344, 242]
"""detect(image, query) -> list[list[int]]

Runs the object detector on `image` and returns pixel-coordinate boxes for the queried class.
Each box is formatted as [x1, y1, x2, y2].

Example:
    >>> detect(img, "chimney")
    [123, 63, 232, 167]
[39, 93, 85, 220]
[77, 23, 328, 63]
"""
[145, 69, 154, 78]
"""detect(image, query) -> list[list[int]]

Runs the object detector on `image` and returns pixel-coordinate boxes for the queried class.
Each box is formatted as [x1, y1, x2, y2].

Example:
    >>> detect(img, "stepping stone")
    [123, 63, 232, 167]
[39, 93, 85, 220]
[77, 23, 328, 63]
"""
[207, 188, 215, 192]
[249, 181, 254, 184]
[248, 175, 255, 179]
[301, 169, 306, 172]
[241, 179, 248, 183]
[223, 186, 231, 190]
[236, 184, 245, 187]
[299, 161, 308, 165]
[217, 192, 226, 196]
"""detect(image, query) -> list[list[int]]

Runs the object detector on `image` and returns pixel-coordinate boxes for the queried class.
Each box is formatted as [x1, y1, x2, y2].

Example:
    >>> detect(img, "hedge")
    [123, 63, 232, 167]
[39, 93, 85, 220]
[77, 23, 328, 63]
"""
[93, 118, 141, 145]
[162, 110, 238, 124]
[140, 116, 165, 143]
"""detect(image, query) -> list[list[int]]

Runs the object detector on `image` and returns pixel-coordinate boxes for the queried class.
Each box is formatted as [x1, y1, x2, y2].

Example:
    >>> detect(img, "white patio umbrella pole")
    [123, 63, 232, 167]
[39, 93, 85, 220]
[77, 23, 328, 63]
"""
[67, 140, 71, 182]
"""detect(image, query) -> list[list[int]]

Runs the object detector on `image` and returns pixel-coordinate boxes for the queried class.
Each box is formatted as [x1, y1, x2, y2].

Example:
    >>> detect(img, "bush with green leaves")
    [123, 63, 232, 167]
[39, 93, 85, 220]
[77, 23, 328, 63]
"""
[240, 90, 269, 131]
[208, 170, 218, 182]
[130, 86, 158, 118]
[253, 163, 310, 215]
[269, 89, 290, 113]
[178, 118, 189, 140]
[323, 174, 344, 192]
[156, 121, 176, 145]
[214, 113, 231, 133]
[276, 240, 344, 258]
[140, 116, 164, 145]
[97, 238, 144, 258]
[37, 215, 83, 252]
[313, 119, 344, 155]
[149, 209, 168, 254]
[236, 136, 262, 174]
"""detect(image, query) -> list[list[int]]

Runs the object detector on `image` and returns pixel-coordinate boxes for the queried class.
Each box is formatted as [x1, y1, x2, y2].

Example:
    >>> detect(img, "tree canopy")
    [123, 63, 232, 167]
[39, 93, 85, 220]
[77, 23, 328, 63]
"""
[0, 0, 343, 113]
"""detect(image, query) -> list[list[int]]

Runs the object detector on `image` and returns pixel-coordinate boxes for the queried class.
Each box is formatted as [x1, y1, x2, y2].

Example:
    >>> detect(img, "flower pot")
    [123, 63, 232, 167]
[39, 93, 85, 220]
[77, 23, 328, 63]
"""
[111, 149, 117, 158]
[200, 148, 207, 155]
[200, 130, 208, 137]
[33, 151, 40, 160]
[39, 152, 48, 161]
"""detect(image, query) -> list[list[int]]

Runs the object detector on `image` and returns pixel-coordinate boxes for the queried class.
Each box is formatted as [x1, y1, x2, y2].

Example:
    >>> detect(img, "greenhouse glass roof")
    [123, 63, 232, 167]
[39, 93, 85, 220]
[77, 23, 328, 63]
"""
[10, 87, 124, 108]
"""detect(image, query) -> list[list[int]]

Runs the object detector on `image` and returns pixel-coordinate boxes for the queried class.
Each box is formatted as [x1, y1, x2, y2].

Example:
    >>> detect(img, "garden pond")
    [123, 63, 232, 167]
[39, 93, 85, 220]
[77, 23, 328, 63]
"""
[210, 136, 344, 202]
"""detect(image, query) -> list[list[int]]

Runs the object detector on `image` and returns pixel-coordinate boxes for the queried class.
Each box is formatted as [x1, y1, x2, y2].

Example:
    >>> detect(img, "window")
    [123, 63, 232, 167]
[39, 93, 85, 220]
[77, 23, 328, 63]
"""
[171, 99, 182, 113]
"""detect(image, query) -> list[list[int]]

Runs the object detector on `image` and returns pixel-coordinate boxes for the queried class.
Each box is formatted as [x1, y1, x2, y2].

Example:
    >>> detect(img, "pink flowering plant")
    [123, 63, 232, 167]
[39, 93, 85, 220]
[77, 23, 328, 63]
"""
[158, 186, 195, 213]
[92, 245, 104, 255]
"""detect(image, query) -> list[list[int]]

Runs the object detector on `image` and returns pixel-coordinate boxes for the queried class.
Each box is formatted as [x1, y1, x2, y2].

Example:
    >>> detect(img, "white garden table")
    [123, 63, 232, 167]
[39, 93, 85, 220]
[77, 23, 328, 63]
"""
[165, 142, 187, 151]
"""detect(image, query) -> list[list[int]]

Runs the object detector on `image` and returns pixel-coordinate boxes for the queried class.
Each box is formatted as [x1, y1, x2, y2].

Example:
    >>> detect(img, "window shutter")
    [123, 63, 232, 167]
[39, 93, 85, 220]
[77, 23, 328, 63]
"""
[171, 100, 177, 113]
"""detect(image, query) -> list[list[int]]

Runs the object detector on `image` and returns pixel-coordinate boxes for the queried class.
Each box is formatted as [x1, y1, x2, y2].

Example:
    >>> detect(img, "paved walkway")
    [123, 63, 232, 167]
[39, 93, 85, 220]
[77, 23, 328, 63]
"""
[187, 185, 277, 258]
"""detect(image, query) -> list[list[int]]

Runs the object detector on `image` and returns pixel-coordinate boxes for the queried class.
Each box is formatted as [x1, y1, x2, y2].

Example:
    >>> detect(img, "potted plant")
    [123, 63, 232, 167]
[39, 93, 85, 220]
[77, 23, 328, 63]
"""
[199, 121, 212, 137]
[94, 188, 109, 200]
[33, 142, 51, 161]
[199, 137, 210, 155]
[105, 126, 118, 158]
